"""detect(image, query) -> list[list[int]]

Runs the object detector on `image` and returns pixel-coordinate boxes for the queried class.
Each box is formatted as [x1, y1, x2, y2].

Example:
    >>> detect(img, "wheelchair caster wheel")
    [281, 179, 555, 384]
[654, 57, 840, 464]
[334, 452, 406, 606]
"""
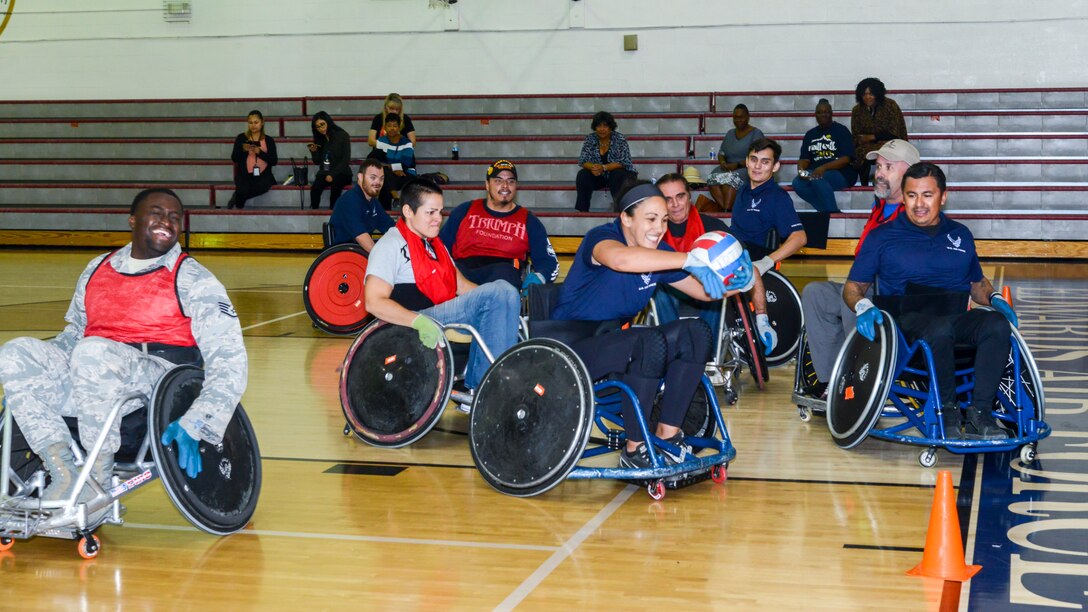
[919, 448, 938, 468]
[343, 423, 351, 437]
[798, 406, 812, 422]
[1020, 444, 1037, 464]
[710, 464, 728, 484]
[78, 534, 100, 559]
[648, 480, 666, 501]
[724, 388, 739, 406]
[0, 537, 13, 552]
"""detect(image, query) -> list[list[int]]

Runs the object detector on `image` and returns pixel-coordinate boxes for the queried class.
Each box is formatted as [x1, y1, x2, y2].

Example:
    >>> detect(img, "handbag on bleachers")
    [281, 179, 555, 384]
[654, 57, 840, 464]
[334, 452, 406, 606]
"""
[285, 158, 308, 186]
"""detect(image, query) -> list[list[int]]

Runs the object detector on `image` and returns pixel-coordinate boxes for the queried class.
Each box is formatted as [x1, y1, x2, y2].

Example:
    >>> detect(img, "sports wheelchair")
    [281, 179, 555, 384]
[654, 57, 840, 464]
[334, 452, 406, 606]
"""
[303, 234, 372, 335]
[0, 365, 261, 558]
[338, 285, 736, 500]
[646, 267, 803, 400]
[823, 307, 1050, 467]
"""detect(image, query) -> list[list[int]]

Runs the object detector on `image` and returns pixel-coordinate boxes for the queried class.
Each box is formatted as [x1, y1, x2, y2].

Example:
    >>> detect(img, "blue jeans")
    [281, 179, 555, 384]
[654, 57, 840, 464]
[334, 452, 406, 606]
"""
[791, 170, 851, 212]
[421, 281, 520, 389]
[652, 284, 721, 339]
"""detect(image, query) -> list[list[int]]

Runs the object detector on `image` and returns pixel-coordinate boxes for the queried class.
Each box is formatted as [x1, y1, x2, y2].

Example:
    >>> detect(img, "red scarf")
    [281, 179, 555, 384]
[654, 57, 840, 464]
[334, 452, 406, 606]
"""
[663, 206, 706, 252]
[856, 199, 901, 255]
[396, 218, 457, 306]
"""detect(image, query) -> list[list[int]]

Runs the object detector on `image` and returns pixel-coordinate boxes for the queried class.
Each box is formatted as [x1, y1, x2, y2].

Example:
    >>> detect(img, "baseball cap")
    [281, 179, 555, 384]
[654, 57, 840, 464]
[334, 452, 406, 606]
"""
[486, 159, 517, 180]
[866, 139, 921, 165]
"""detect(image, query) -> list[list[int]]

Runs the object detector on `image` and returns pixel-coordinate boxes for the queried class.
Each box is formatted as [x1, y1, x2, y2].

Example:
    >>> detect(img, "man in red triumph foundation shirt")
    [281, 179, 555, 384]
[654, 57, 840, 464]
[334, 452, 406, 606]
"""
[439, 159, 559, 288]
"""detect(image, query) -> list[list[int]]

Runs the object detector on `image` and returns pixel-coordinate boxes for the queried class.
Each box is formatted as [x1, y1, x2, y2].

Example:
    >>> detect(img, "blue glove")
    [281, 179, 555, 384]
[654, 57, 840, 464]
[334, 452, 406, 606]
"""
[520, 272, 545, 293]
[990, 292, 1018, 328]
[755, 313, 777, 356]
[724, 251, 754, 293]
[854, 298, 883, 342]
[161, 420, 202, 479]
[686, 265, 725, 300]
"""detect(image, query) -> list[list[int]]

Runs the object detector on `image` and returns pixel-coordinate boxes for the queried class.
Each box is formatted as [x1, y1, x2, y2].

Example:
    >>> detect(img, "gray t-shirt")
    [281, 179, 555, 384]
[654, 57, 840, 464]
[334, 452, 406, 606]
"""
[366, 229, 417, 287]
[718, 127, 765, 163]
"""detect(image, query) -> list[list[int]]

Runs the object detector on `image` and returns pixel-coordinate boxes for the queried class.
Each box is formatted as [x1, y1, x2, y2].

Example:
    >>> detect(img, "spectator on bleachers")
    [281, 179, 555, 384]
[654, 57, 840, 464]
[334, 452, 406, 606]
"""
[227, 110, 278, 210]
[791, 99, 858, 212]
[308, 111, 352, 210]
[575, 111, 637, 212]
[850, 77, 908, 186]
[707, 104, 764, 212]
[367, 93, 416, 148]
[370, 113, 417, 210]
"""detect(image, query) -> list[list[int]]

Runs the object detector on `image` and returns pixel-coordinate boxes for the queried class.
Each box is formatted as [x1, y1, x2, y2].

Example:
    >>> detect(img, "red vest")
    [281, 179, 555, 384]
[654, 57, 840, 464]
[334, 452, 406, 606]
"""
[452, 200, 530, 261]
[84, 252, 197, 346]
[663, 206, 706, 253]
[856, 199, 902, 255]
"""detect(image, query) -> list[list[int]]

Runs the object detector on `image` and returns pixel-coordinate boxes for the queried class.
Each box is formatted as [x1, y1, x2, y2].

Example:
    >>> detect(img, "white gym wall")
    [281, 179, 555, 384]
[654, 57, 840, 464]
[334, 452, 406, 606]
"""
[1, 0, 1084, 100]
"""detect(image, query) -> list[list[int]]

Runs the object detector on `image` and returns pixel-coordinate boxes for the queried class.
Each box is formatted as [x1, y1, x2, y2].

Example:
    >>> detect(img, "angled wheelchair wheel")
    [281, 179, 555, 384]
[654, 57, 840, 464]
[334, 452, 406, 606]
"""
[793, 330, 821, 396]
[340, 319, 455, 448]
[303, 244, 372, 336]
[649, 382, 715, 439]
[761, 269, 804, 368]
[1, 407, 43, 495]
[995, 327, 1046, 431]
[826, 313, 898, 449]
[469, 339, 594, 497]
[149, 365, 262, 535]
[726, 294, 768, 389]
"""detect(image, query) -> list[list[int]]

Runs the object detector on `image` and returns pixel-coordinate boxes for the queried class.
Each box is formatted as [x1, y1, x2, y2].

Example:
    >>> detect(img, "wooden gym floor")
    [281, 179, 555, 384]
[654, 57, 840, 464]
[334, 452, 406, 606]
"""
[1, 249, 1085, 610]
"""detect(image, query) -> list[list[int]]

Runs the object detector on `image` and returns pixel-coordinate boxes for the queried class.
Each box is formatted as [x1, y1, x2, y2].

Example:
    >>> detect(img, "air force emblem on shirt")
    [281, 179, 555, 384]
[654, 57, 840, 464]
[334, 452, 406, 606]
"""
[748, 197, 762, 212]
[946, 233, 965, 253]
[638, 272, 655, 291]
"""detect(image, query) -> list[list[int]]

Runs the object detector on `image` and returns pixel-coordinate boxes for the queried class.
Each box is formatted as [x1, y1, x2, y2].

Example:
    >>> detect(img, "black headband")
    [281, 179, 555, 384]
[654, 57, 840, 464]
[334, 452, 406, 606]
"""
[618, 183, 664, 213]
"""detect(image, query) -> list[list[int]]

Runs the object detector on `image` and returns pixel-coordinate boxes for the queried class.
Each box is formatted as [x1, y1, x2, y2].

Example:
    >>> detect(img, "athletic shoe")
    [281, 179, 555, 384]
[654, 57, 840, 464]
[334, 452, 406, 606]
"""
[450, 384, 474, 414]
[619, 443, 654, 469]
[659, 433, 692, 464]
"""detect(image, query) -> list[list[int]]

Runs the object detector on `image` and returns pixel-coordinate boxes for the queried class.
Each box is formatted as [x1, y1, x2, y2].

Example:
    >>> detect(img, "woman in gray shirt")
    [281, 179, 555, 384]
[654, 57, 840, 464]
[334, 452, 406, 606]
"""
[707, 104, 763, 212]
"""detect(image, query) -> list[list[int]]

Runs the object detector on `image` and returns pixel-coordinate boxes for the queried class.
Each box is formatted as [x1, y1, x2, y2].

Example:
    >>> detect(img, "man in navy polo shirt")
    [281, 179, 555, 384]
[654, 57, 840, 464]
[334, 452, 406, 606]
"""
[842, 162, 1017, 440]
[328, 159, 395, 251]
[730, 137, 807, 278]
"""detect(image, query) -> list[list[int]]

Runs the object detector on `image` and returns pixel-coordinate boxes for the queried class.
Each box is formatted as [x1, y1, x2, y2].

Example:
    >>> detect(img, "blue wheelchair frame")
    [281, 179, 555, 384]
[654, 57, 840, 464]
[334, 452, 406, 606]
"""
[566, 376, 736, 497]
[863, 319, 1050, 464]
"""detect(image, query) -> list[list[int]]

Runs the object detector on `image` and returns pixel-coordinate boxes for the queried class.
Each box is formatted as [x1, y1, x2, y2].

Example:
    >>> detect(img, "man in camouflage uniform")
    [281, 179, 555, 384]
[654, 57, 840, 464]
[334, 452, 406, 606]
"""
[0, 188, 247, 503]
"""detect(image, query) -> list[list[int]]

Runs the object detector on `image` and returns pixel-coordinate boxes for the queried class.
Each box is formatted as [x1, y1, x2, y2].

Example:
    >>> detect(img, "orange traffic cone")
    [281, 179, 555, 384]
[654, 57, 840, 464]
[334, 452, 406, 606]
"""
[1001, 285, 1014, 308]
[907, 470, 982, 581]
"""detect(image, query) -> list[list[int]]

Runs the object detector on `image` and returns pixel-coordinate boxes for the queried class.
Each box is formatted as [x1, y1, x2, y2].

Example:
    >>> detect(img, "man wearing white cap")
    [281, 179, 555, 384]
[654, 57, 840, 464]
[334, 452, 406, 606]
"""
[799, 139, 920, 397]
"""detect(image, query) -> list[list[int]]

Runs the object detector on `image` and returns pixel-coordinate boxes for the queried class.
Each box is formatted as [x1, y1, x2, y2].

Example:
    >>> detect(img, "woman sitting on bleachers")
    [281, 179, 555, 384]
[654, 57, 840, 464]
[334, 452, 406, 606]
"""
[367, 93, 417, 148]
[227, 110, 278, 210]
[851, 77, 908, 186]
[575, 111, 637, 212]
[308, 111, 352, 210]
[706, 104, 763, 212]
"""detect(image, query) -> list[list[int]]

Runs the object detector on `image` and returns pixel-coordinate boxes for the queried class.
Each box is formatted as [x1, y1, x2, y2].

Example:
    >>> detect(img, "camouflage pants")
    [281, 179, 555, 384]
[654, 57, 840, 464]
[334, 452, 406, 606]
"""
[0, 336, 171, 456]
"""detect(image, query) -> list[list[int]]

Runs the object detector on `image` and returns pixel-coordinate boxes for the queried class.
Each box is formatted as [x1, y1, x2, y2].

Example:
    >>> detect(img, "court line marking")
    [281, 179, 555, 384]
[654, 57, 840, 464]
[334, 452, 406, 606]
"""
[496, 485, 637, 611]
[959, 458, 985, 611]
[241, 310, 307, 331]
[123, 522, 559, 552]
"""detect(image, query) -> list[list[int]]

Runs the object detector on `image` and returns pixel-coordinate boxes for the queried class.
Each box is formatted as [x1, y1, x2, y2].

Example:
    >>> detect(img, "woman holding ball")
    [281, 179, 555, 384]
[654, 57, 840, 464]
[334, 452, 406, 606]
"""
[548, 180, 752, 469]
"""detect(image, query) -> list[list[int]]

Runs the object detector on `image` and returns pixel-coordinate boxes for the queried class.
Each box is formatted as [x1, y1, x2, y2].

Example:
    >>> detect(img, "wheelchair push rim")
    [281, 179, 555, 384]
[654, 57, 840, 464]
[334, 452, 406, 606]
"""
[826, 312, 897, 449]
[149, 364, 262, 536]
[760, 269, 804, 368]
[469, 339, 594, 497]
[303, 244, 372, 336]
[340, 319, 455, 448]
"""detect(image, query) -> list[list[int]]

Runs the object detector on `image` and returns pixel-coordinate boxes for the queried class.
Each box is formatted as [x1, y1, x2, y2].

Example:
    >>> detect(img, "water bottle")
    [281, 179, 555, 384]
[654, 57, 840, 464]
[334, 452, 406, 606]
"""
[322, 152, 330, 172]
[709, 148, 715, 160]
[451, 142, 459, 160]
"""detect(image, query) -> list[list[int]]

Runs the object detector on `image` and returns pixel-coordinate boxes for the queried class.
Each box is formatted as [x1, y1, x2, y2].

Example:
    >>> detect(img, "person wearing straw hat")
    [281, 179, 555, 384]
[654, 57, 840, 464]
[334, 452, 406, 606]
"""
[651, 172, 775, 351]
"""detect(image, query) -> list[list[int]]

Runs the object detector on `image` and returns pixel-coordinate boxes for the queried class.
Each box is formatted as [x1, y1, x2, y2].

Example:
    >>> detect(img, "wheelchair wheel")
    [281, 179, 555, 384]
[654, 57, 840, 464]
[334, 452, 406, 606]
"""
[793, 330, 821, 396]
[826, 312, 898, 449]
[0, 407, 43, 495]
[995, 327, 1046, 432]
[469, 339, 594, 497]
[726, 294, 768, 389]
[303, 244, 372, 336]
[149, 365, 262, 536]
[340, 319, 455, 448]
[761, 270, 804, 368]
[649, 382, 715, 439]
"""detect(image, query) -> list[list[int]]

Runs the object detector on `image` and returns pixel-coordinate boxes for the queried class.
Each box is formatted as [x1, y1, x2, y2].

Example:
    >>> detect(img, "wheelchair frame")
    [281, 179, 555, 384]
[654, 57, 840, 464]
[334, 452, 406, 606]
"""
[826, 310, 1051, 468]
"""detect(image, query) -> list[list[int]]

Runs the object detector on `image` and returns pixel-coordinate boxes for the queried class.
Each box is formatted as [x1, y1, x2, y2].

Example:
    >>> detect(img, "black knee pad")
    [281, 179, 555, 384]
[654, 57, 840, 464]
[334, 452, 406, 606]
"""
[630, 329, 667, 379]
[674, 318, 713, 364]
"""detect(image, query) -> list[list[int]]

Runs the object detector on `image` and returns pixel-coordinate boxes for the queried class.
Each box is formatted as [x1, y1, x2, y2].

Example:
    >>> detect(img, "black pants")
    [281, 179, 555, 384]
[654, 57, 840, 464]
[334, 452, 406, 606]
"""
[897, 309, 1010, 410]
[380, 170, 415, 210]
[575, 169, 634, 212]
[310, 172, 352, 209]
[232, 171, 275, 209]
[569, 319, 712, 442]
